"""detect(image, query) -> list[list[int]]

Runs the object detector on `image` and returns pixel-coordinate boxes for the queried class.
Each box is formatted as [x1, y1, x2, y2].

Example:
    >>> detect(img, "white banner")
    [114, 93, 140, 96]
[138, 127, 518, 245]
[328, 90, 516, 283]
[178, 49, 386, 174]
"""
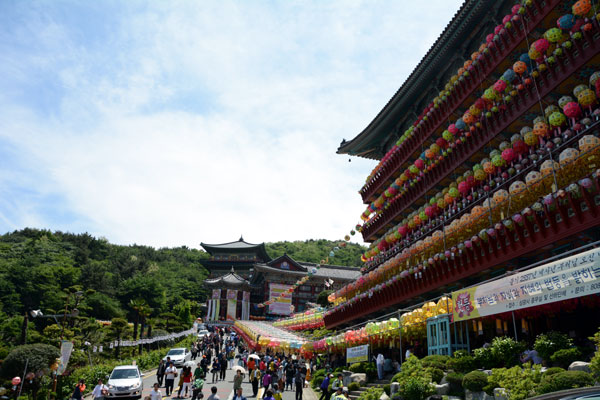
[57, 340, 74, 375]
[269, 283, 293, 315]
[346, 345, 369, 364]
[452, 247, 600, 321]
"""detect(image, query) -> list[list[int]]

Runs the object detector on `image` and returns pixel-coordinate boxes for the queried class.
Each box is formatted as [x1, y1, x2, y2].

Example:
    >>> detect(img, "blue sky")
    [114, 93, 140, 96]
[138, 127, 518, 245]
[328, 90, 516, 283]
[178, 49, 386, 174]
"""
[0, 0, 463, 248]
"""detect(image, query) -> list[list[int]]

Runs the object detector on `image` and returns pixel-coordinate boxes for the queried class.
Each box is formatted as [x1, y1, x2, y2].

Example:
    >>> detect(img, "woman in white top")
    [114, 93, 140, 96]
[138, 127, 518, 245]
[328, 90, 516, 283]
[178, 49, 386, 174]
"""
[92, 379, 108, 400]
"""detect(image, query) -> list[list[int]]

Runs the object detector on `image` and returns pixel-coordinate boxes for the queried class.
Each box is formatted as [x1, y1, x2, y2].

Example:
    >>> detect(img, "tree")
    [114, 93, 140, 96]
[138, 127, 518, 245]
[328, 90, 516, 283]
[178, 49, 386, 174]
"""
[108, 318, 128, 358]
[316, 290, 333, 307]
[1, 343, 60, 379]
[138, 304, 153, 354]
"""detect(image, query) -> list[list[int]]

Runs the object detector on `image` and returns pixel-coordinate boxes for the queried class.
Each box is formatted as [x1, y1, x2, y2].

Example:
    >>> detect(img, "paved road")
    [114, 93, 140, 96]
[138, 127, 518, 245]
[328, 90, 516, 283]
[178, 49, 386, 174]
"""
[139, 364, 318, 400]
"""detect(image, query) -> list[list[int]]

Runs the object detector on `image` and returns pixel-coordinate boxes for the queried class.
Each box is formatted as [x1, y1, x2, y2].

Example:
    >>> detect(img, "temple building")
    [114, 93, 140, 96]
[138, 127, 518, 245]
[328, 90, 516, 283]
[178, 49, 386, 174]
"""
[326, 0, 600, 353]
[202, 238, 361, 320]
[200, 236, 271, 279]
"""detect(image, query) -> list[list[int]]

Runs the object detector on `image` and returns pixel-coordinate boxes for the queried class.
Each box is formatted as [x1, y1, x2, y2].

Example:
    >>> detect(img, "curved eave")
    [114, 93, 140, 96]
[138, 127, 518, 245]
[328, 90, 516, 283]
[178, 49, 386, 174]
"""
[337, 0, 497, 160]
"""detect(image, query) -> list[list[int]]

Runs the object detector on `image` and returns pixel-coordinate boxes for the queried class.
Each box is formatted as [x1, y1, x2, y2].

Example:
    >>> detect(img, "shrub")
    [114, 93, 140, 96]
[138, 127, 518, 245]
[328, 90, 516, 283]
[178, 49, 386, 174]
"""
[462, 371, 488, 392]
[445, 371, 464, 396]
[534, 331, 573, 362]
[550, 348, 582, 369]
[364, 363, 378, 381]
[349, 362, 366, 373]
[383, 383, 391, 396]
[591, 328, 600, 380]
[348, 382, 360, 392]
[473, 347, 495, 369]
[489, 337, 526, 368]
[422, 355, 450, 370]
[1, 344, 60, 379]
[542, 367, 566, 377]
[447, 355, 476, 373]
[357, 386, 383, 400]
[426, 367, 444, 384]
[399, 376, 435, 400]
[312, 376, 325, 390]
[313, 369, 326, 380]
[484, 365, 542, 400]
[392, 356, 430, 384]
[537, 370, 594, 394]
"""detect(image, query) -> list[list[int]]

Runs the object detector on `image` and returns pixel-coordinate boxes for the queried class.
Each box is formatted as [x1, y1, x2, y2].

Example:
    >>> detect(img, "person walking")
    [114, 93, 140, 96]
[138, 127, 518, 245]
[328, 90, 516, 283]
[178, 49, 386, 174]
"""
[219, 353, 227, 381]
[207, 386, 220, 400]
[211, 357, 220, 383]
[92, 378, 107, 400]
[376, 353, 385, 381]
[294, 368, 304, 400]
[178, 366, 193, 398]
[157, 360, 167, 387]
[262, 371, 272, 398]
[164, 362, 178, 397]
[71, 379, 86, 400]
[285, 362, 294, 392]
[150, 383, 163, 400]
[250, 367, 261, 397]
[319, 374, 331, 400]
[233, 369, 244, 392]
[233, 388, 247, 400]
[248, 357, 256, 383]
[191, 376, 204, 400]
[331, 374, 343, 394]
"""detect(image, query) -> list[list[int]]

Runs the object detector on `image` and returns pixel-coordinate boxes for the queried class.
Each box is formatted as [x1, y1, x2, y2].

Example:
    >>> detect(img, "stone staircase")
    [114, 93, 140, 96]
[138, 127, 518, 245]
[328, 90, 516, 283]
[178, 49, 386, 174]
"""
[348, 380, 391, 400]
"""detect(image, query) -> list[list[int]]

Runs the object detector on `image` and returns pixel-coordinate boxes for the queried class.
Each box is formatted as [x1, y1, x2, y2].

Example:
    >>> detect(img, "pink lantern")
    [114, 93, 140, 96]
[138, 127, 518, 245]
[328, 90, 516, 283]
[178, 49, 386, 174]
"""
[494, 80, 507, 92]
[563, 102, 582, 118]
[501, 148, 515, 163]
[458, 181, 470, 196]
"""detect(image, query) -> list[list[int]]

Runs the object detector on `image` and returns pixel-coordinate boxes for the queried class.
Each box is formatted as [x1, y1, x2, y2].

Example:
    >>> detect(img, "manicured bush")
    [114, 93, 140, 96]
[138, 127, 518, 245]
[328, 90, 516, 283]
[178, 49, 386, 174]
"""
[537, 370, 594, 394]
[399, 376, 435, 400]
[534, 331, 573, 362]
[348, 382, 361, 392]
[313, 369, 326, 380]
[349, 362, 366, 373]
[426, 367, 444, 384]
[484, 365, 542, 400]
[364, 363, 378, 380]
[550, 348, 582, 369]
[445, 371, 464, 396]
[422, 355, 450, 370]
[473, 337, 526, 368]
[462, 371, 488, 392]
[392, 356, 428, 384]
[446, 355, 476, 373]
[1, 344, 60, 379]
[357, 386, 383, 400]
[543, 367, 566, 376]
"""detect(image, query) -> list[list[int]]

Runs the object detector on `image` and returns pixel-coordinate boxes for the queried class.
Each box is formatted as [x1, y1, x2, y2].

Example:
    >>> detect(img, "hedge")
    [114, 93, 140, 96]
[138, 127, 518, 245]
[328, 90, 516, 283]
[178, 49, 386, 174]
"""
[462, 371, 488, 392]
[537, 370, 595, 394]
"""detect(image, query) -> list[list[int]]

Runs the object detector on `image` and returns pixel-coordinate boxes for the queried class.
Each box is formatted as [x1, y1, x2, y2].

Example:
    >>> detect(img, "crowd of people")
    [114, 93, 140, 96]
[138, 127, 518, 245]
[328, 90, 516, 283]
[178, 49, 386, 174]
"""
[146, 326, 316, 400]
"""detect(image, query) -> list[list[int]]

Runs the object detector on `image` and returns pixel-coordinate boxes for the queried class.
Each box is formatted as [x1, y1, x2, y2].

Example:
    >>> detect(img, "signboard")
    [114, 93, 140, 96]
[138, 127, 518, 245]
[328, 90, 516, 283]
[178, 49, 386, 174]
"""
[452, 247, 600, 321]
[212, 289, 221, 299]
[57, 340, 74, 375]
[346, 344, 369, 364]
[227, 290, 238, 320]
[269, 283, 293, 315]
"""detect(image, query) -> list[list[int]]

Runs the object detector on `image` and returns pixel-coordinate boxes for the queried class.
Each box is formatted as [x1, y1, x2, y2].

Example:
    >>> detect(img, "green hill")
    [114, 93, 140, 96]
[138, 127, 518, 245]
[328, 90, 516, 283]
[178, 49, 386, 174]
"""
[265, 239, 366, 267]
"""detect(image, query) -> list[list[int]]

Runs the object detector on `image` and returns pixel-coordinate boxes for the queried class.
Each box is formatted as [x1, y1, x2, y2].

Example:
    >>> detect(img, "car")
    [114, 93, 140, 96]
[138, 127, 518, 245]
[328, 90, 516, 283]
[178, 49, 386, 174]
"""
[197, 329, 209, 339]
[163, 347, 191, 367]
[106, 365, 143, 399]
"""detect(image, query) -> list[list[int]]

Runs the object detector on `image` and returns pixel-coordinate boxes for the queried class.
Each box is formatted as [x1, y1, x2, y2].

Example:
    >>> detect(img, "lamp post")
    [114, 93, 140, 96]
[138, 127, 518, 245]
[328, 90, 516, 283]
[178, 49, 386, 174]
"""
[31, 290, 84, 400]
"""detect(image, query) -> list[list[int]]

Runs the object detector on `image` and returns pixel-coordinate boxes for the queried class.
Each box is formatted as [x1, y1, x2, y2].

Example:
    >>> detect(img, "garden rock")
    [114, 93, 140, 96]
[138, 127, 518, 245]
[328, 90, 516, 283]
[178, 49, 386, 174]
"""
[379, 393, 390, 400]
[349, 373, 367, 386]
[465, 390, 494, 400]
[483, 370, 492, 376]
[493, 388, 508, 400]
[439, 374, 448, 385]
[435, 383, 450, 396]
[390, 382, 400, 396]
[568, 361, 591, 373]
[342, 371, 353, 386]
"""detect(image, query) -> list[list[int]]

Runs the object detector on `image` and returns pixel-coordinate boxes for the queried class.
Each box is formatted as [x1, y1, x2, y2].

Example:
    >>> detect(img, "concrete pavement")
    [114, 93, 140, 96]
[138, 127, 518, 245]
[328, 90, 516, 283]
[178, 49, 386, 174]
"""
[138, 364, 318, 400]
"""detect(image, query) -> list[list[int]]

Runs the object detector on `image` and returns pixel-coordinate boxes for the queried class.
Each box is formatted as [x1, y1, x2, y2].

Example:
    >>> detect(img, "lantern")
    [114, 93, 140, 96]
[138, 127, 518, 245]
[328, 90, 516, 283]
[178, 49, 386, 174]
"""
[572, 0, 591, 17]
[548, 111, 566, 127]
[532, 121, 549, 137]
[525, 171, 542, 185]
[513, 61, 527, 75]
[563, 102, 582, 118]
[509, 181, 526, 195]
[577, 89, 597, 107]
[559, 148, 580, 166]
[579, 135, 600, 153]
[540, 160, 559, 176]
[557, 14, 576, 30]
[493, 189, 509, 204]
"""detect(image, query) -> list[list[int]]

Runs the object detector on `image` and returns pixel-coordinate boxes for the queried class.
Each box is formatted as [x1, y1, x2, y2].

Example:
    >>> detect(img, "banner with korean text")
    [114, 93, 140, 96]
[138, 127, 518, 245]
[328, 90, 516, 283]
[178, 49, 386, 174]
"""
[227, 289, 238, 320]
[211, 290, 221, 321]
[452, 248, 600, 321]
[346, 344, 369, 364]
[269, 283, 293, 315]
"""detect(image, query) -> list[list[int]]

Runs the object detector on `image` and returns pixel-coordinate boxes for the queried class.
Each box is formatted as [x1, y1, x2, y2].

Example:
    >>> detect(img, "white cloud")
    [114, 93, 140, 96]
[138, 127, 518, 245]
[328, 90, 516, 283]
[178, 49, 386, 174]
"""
[0, 0, 463, 248]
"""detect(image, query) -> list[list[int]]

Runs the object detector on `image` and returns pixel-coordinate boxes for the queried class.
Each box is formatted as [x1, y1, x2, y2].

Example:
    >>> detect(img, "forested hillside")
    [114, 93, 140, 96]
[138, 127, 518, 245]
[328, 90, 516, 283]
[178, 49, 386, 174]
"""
[266, 239, 365, 267]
